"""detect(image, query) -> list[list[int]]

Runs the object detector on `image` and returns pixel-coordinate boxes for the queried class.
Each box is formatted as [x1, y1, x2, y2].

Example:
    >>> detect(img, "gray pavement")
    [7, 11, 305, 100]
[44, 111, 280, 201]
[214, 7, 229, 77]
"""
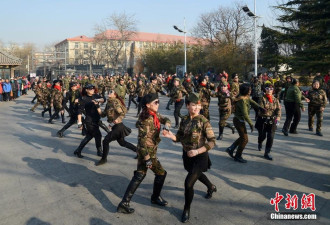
[0, 91, 329, 225]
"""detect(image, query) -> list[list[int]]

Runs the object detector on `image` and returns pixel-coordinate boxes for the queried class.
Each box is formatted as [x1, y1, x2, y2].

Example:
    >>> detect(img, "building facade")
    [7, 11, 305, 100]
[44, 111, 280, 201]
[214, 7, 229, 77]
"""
[54, 31, 199, 74]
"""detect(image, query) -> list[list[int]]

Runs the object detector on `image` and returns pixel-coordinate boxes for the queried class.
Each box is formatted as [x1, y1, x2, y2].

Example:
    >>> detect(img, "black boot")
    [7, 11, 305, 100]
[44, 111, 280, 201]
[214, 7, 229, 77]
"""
[97, 147, 103, 157]
[258, 143, 262, 151]
[234, 153, 247, 163]
[74, 136, 91, 158]
[217, 126, 224, 140]
[181, 206, 190, 223]
[264, 148, 273, 160]
[151, 172, 168, 206]
[61, 113, 65, 124]
[226, 123, 235, 134]
[117, 171, 146, 214]
[57, 131, 64, 138]
[225, 143, 237, 158]
[48, 112, 57, 124]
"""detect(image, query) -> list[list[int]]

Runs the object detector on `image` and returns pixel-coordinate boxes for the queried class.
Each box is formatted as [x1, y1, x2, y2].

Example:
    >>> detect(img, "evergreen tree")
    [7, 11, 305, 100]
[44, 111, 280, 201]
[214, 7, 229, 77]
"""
[259, 25, 282, 72]
[274, 0, 330, 73]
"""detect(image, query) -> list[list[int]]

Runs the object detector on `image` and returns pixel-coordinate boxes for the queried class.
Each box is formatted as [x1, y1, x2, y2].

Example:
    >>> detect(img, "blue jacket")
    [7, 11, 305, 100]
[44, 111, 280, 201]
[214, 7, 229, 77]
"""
[2, 82, 12, 92]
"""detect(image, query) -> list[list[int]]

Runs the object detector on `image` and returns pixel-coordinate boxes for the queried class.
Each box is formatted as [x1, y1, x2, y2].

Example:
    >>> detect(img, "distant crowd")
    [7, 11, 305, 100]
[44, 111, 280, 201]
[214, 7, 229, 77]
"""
[0, 77, 31, 102]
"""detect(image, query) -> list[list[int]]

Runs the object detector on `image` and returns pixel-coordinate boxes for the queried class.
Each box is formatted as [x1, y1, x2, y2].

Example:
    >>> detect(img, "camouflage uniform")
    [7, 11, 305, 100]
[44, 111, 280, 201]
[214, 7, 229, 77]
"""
[307, 88, 327, 133]
[115, 84, 127, 100]
[136, 83, 146, 116]
[97, 97, 137, 164]
[30, 86, 46, 111]
[182, 78, 195, 95]
[274, 78, 285, 100]
[136, 112, 171, 174]
[51, 88, 64, 111]
[174, 112, 216, 219]
[170, 84, 188, 127]
[127, 80, 138, 109]
[62, 77, 70, 91]
[214, 87, 235, 139]
[96, 78, 105, 96]
[230, 82, 240, 97]
[48, 86, 65, 124]
[145, 83, 160, 95]
[198, 85, 212, 120]
[256, 95, 281, 157]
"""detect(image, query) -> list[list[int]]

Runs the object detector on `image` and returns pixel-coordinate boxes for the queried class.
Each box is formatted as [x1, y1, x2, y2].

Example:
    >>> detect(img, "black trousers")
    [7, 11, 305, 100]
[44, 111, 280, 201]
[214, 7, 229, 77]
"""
[252, 97, 260, 120]
[128, 95, 137, 108]
[174, 99, 184, 126]
[283, 101, 301, 133]
[184, 166, 212, 209]
[78, 122, 102, 151]
[257, 118, 276, 150]
[58, 114, 78, 133]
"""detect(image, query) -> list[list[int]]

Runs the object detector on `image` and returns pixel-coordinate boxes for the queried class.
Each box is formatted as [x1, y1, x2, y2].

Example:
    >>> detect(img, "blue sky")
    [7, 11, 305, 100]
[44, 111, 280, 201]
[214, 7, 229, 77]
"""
[1, 0, 279, 49]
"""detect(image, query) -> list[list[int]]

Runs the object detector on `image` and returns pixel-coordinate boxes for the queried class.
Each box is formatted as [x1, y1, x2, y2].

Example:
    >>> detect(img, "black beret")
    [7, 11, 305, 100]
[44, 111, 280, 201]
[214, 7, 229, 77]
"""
[53, 80, 60, 84]
[84, 83, 95, 89]
[198, 76, 205, 84]
[141, 93, 158, 108]
[69, 82, 78, 88]
[150, 76, 157, 82]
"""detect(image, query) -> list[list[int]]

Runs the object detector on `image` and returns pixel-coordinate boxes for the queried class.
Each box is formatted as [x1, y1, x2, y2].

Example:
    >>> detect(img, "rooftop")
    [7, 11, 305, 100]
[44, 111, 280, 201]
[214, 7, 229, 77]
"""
[55, 31, 202, 46]
[0, 50, 22, 66]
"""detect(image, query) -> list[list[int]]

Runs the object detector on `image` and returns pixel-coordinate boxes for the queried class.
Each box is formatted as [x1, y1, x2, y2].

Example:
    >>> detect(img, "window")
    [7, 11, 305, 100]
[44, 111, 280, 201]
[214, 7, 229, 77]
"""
[84, 43, 88, 48]
[93, 43, 96, 48]
[84, 50, 88, 54]
[75, 43, 79, 48]
[83, 60, 89, 65]
[75, 50, 79, 55]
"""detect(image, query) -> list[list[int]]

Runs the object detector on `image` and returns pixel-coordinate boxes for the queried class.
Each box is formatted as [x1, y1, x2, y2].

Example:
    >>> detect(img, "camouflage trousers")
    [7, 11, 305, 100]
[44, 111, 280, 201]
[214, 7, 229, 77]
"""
[308, 105, 323, 132]
[219, 109, 231, 127]
[31, 100, 47, 111]
[137, 156, 166, 176]
[201, 104, 210, 120]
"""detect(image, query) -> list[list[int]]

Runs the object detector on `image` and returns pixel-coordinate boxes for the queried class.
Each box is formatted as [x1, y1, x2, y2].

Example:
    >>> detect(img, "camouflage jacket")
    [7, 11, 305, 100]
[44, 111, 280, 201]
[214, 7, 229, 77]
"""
[136, 84, 146, 97]
[175, 115, 215, 152]
[170, 85, 188, 101]
[51, 88, 64, 108]
[214, 90, 232, 112]
[136, 113, 171, 158]
[230, 82, 240, 97]
[145, 83, 160, 94]
[102, 97, 127, 123]
[198, 86, 212, 105]
[251, 81, 263, 98]
[182, 79, 195, 93]
[258, 95, 281, 118]
[307, 88, 327, 108]
[34, 86, 45, 102]
[115, 84, 127, 99]
[127, 81, 137, 95]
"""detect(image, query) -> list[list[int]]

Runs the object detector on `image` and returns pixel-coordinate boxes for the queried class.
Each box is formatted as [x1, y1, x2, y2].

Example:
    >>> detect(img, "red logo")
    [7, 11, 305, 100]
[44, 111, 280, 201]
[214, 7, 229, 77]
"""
[270, 193, 316, 212]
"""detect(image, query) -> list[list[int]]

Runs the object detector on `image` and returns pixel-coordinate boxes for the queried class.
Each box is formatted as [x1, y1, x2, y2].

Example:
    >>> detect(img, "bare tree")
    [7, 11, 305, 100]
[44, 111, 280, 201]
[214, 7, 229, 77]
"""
[94, 12, 137, 71]
[193, 2, 252, 47]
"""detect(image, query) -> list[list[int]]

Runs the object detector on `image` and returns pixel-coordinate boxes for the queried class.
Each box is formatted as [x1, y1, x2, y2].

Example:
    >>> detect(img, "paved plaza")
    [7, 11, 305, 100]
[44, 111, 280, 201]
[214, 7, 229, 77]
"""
[0, 91, 329, 225]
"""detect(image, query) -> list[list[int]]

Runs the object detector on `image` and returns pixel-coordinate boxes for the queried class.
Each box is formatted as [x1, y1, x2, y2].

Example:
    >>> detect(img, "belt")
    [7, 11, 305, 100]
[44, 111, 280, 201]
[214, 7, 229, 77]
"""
[261, 116, 274, 120]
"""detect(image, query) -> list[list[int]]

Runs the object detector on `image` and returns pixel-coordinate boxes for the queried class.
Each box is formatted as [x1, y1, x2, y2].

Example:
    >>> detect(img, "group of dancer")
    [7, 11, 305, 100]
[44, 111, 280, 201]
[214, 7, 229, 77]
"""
[28, 70, 327, 223]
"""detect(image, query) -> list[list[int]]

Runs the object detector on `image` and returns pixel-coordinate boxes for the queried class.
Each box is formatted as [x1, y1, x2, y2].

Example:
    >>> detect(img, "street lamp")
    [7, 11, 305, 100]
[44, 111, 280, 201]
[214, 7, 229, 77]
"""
[243, 0, 259, 77]
[173, 18, 187, 74]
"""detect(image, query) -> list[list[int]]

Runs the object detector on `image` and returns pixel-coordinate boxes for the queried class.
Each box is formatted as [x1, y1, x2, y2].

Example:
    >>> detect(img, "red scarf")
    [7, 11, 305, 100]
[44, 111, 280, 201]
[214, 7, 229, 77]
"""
[265, 94, 273, 103]
[148, 110, 160, 131]
[200, 82, 206, 87]
[54, 85, 61, 92]
[186, 79, 191, 82]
